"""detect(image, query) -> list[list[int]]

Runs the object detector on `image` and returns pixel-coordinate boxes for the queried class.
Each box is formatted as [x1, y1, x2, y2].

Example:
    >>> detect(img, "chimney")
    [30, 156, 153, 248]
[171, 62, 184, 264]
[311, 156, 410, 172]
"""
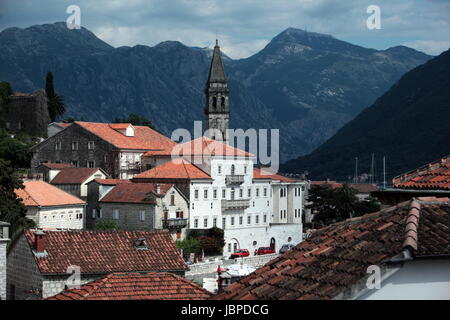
[34, 229, 46, 253]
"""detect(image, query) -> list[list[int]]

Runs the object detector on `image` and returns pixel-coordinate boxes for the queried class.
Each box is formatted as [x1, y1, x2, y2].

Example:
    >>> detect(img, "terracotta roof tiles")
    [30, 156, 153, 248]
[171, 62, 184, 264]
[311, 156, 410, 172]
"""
[133, 159, 211, 181]
[15, 181, 85, 207]
[50, 167, 105, 184]
[100, 183, 173, 204]
[46, 272, 211, 300]
[393, 155, 450, 190]
[24, 229, 188, 274]
[212, 197, 450, 300]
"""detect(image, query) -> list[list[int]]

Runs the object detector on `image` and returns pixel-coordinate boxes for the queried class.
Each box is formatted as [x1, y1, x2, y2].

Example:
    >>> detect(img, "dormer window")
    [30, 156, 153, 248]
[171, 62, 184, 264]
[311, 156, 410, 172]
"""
[134, 238, 148, 250]
[110, 123, 135, 137]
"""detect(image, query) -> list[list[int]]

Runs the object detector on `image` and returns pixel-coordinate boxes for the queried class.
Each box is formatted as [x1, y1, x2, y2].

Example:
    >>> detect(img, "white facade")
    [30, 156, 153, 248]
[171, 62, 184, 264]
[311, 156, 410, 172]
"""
[25, 205, 85, 230]
[358, 259, 450, 300]
[186, 155, 306, 257]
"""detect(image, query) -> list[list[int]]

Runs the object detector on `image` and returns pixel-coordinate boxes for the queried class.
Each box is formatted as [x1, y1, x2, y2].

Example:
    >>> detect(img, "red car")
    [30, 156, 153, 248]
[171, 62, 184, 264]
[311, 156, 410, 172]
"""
[229, 249, 250, 259]
[254, 247, 276, 255]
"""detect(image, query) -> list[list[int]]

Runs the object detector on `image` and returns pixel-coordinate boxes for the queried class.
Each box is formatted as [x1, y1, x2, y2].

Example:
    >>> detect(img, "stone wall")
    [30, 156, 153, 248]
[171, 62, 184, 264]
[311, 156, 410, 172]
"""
[31, 123, 119, 177]
[96, 203, 156, 230]
[0, 241, 7, 300]
[186, 253, 279, 277]
[4, 90, 50, 137]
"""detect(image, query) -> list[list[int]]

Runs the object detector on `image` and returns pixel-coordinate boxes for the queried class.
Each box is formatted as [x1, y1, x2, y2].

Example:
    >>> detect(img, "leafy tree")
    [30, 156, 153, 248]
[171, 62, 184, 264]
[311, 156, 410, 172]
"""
[95, 219, 118, 230]
[113, 113, 155, 129]
[0, 129, 32, 168]
[308, 183, 380, 225]
[176, 238, 202, 257]
[0, 82, 13, 128]
[45, 72, 66, 121]
[0, 158, 35, 237]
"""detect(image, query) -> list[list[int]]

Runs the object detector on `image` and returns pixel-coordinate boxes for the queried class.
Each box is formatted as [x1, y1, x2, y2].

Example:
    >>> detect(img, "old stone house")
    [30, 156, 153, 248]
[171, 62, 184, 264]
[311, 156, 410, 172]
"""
[6, 229, 188, 300]
[4, 90, 50, 137]
[35, 162, 75, 182]
[87, 181, 189, 240]
[15, 181, 86, 230]
[50, 167, 108, 199]
[0, 222, 10, 300]
[30, 121, 176, 179]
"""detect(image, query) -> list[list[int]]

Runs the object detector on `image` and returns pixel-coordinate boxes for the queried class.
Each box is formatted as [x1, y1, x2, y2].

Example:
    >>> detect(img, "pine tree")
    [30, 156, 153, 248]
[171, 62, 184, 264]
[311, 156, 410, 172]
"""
[45, 72, 66, 122]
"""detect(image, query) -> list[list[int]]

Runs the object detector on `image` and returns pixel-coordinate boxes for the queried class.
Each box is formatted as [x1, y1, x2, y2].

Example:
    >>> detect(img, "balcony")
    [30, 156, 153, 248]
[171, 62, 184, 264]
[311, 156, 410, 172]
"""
[162, 218, 188, 229]
[221, 199, 250, 211]
[225, 175, 245, 185]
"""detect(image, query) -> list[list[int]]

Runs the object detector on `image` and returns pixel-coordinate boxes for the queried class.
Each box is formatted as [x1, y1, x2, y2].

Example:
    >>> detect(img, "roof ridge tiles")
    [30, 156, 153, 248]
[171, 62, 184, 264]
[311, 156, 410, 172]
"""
[402, 199, 421, 252]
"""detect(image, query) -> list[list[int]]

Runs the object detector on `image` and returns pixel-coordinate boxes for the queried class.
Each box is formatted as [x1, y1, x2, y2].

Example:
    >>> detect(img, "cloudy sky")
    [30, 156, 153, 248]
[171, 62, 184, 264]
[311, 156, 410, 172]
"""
[0, 0, 449, 58]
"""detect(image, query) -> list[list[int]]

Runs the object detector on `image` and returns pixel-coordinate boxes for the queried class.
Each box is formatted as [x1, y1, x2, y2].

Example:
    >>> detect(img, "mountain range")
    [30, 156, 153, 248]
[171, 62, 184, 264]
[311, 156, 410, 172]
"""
[0, 22, 431, 161]
[281, 48, 450, 182]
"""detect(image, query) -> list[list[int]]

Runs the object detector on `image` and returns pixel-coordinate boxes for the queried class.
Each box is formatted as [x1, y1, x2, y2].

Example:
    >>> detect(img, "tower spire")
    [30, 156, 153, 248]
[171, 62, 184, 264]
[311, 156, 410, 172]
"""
[204, 39, 230, 143]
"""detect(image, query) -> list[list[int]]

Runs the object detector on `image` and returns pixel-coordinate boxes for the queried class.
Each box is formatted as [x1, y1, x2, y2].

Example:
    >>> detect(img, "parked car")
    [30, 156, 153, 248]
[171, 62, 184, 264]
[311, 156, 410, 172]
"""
[279, 244, 295, 254]
[254, 247, 276, 255]
[229, 249, 250, 259]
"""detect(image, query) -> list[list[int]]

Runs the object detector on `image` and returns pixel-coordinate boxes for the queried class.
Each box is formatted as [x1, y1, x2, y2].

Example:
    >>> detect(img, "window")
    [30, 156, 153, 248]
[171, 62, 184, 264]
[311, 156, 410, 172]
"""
[97, 209, 102, 219]
[204, 189, 208, 199]
[222, 217, 226, 229]
[244, 165, 247, 174]
[264, 215, 267, 223]
[280, 210, 283, 219]
[231, 217, 235, 226]
[76, 213, 83, 220]
[194, 218, 198, 228]
[139, 211, 145, 221]
[170, 194, 175, 206]
[247, 188, 251, 198]
[88, 141, 95, 150]
[222, 188, 226, 199]
[218, 165, 222, 174]
[113, 209, 119, 220]
[233, 243, 238, 252]
[247, 216, 251, 225]
[239, 216, 243, 225]
[87, 160, 95, 168]
[213, 218, 217, 227]
[213, 189, 217, 199]
[194, 189, 199, 200]
[263, 188, 267, 197]
[71, 160, 79, 167]
[176, 211, 183, 218]
[231, 164, 235, 175]
[239, 188, 243, 198]
[192, 203, 194, 210]
[55, 142, 62, 150]
[228, 243, 232, 252]
[256, 215, 259, 224]
[203, 218, 208, 228]
[256, 188, 260, 197]
[71, 142, 78, 150]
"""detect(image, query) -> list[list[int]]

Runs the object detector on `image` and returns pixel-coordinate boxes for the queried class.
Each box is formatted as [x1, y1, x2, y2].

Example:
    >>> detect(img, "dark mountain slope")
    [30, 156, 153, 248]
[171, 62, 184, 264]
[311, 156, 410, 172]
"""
[281, 49, 450, 182]
[0, 23, 431, 161]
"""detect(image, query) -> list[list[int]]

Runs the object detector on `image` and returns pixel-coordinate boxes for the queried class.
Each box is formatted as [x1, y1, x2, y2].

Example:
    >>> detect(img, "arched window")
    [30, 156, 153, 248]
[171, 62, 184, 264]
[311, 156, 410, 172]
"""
[231, 164, 235, 175]
[212, 96, 217, 108]
[221, 97, 225, 108]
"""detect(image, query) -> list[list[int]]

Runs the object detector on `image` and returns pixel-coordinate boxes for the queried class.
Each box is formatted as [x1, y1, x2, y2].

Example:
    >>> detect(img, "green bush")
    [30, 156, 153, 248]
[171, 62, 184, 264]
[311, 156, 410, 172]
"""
[95, 220, 118, 230]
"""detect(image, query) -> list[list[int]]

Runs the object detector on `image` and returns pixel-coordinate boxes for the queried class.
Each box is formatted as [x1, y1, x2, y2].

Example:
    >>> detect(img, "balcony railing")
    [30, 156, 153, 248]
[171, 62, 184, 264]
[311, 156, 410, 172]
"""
[221, 199, 250, 211]
[162, 218, 188, 229]
[225, 175, 245, 185]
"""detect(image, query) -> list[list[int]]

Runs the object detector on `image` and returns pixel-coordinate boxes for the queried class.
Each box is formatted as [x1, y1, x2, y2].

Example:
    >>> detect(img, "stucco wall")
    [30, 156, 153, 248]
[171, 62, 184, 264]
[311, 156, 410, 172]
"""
[27, 205, 85, 230]
[359, 259, 450, 300]
[0, 241, 7, 300]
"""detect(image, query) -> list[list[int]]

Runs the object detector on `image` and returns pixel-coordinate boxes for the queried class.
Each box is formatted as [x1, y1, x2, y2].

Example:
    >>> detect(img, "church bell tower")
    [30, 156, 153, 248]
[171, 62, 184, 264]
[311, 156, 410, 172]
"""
[204, 40, 229, 143]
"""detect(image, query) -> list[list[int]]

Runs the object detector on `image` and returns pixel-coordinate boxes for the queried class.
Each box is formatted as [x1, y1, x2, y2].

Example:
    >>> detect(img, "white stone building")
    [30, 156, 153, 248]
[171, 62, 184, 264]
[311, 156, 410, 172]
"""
[134, 137, 307, 257]
[15, 181, 86, 229]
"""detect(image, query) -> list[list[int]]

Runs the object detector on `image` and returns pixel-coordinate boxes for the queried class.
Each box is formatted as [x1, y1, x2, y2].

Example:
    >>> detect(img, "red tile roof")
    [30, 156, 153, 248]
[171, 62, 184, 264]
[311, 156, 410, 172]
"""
[310, 180, 343, 189]
[75, 121, 176, 151]
[348, 183, 378, 193]
[253, 168, 294, 183]
[50, 168, 105, 184]
[46, 272, 211, 300]
[144, 136, 253, 158]
[15, 181, 85, 207]
[92, 179, 131, 186]
[393, 155, 450, 190]
[24, 229, 188, 274]
[100, 183, 173, 204]
[38, 162, 75, 169]
[133, 159, 211, 181]
[212, 197, 450, 300]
